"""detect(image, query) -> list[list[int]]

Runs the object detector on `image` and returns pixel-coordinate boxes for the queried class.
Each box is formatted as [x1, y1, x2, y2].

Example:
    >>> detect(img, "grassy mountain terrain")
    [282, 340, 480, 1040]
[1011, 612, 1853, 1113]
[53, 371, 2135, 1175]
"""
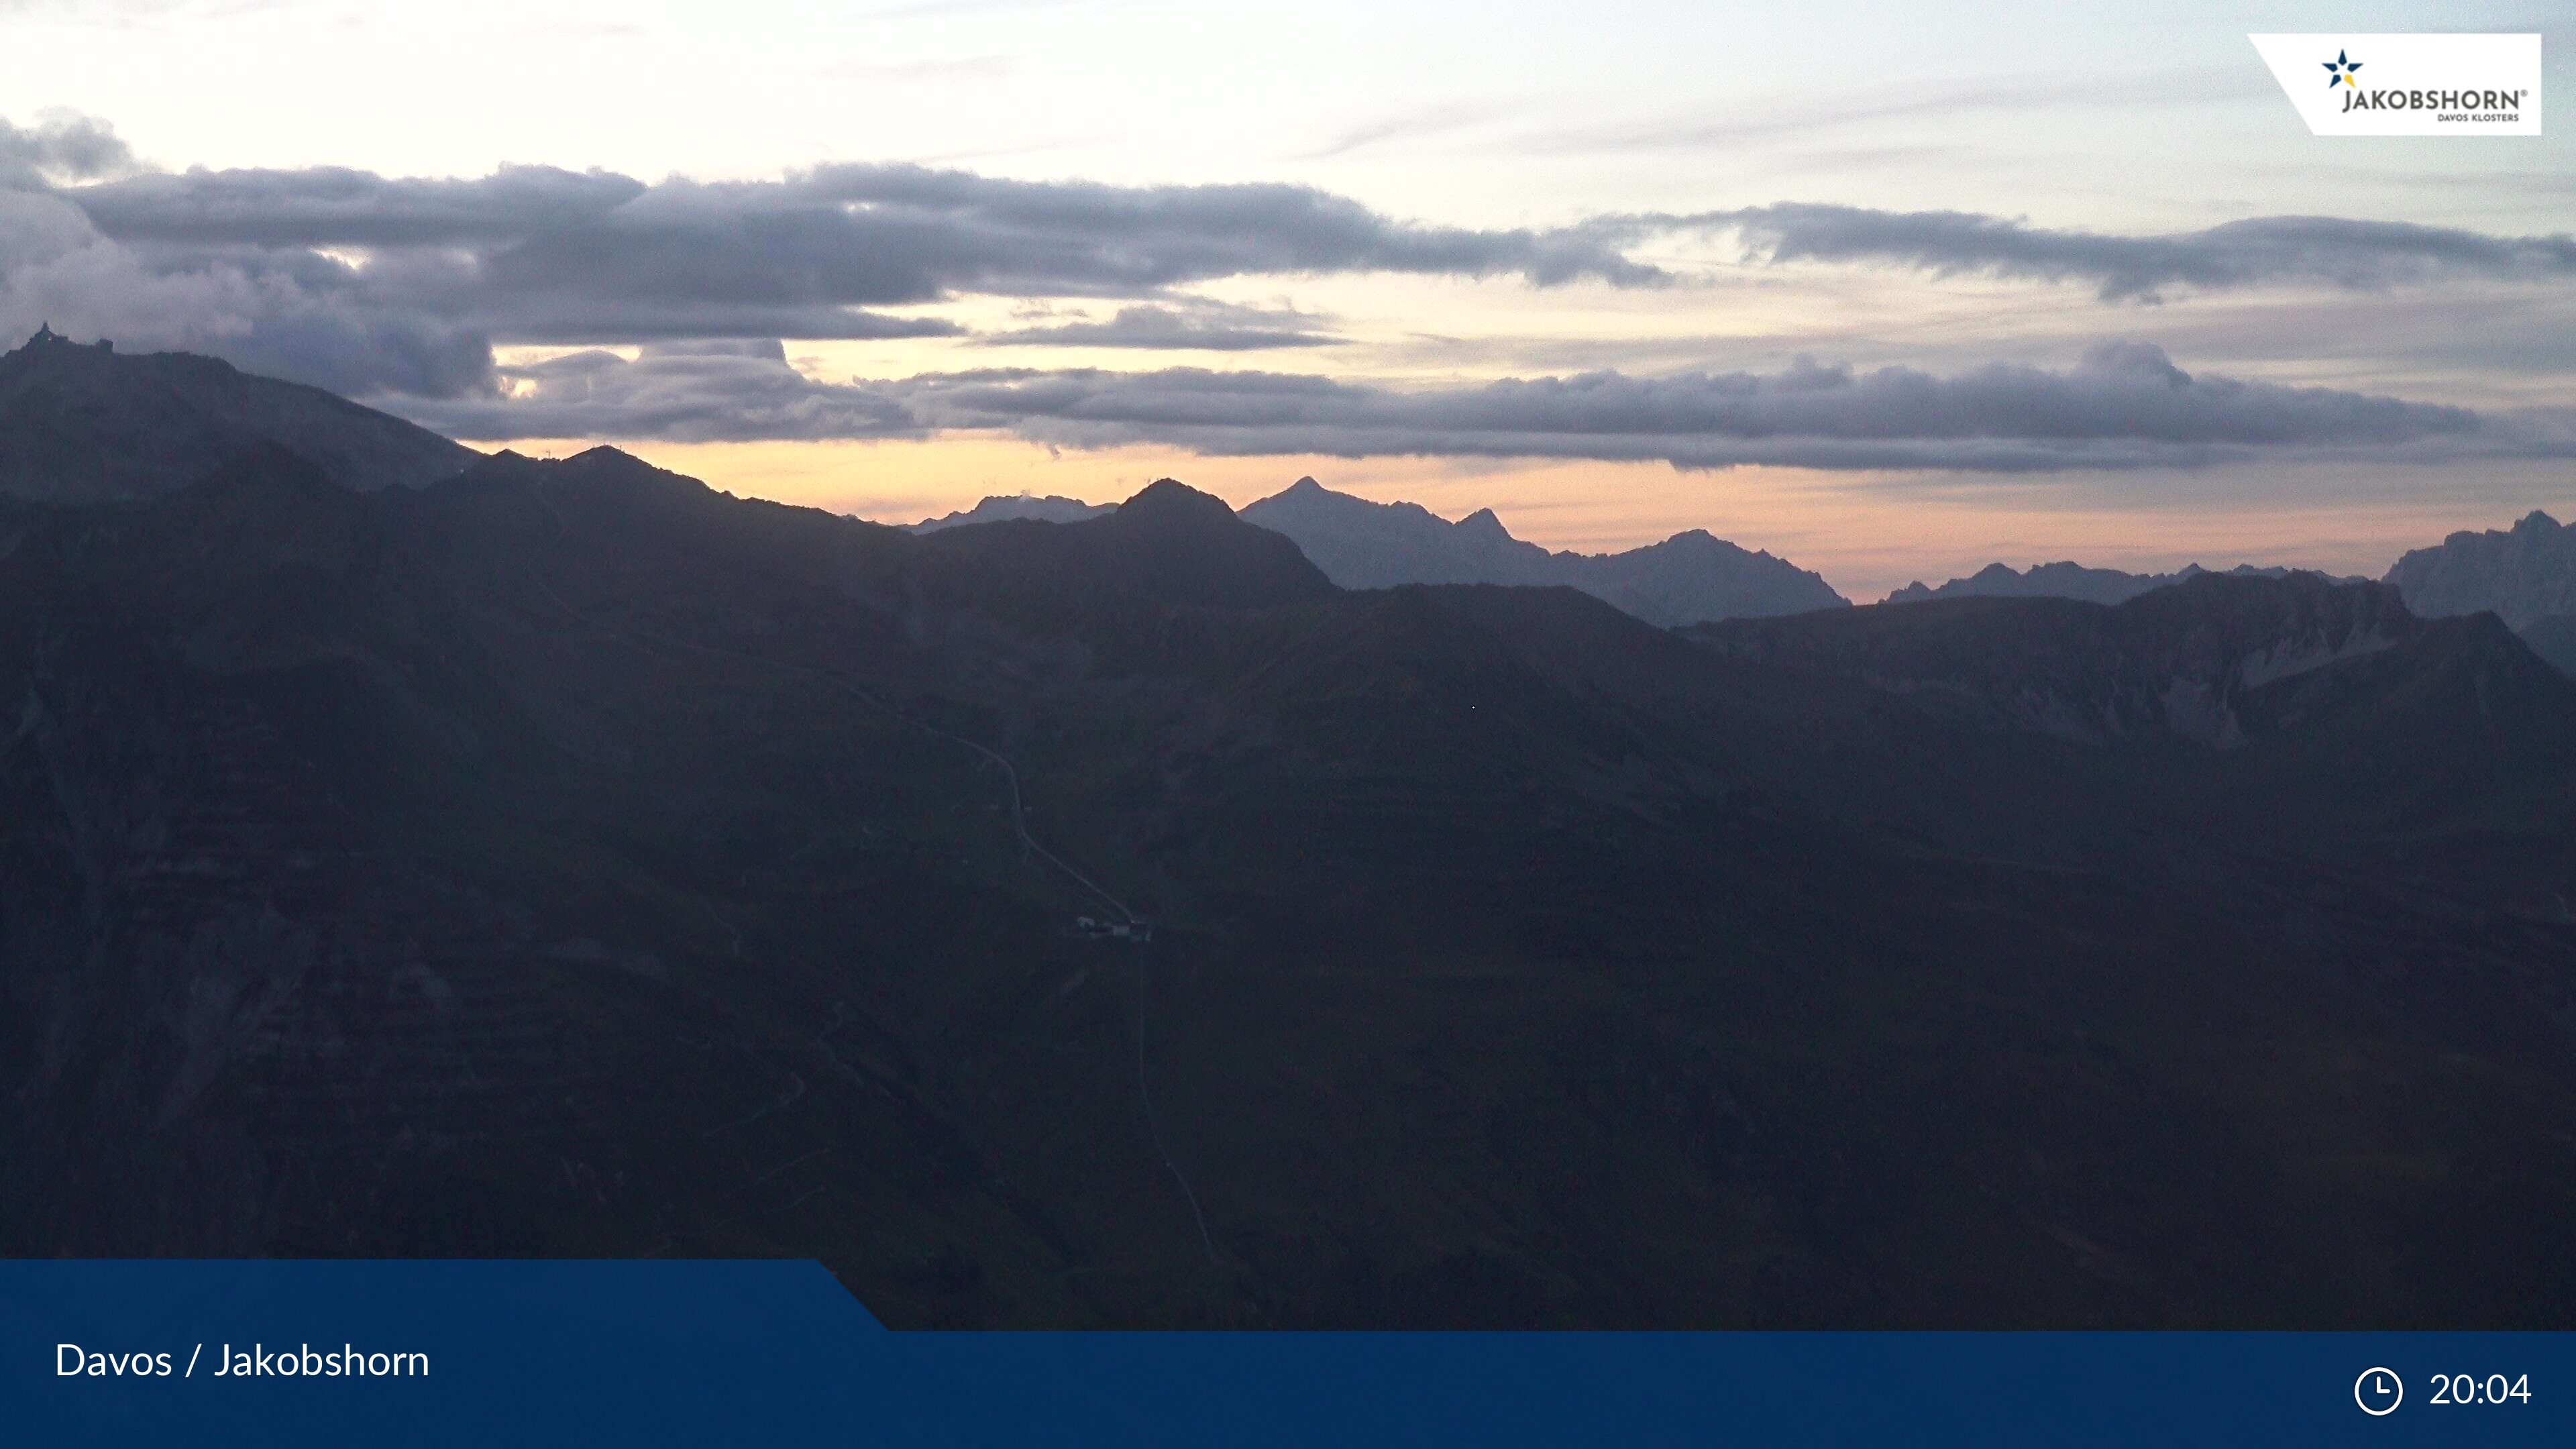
[4, 442, 2573, 1329]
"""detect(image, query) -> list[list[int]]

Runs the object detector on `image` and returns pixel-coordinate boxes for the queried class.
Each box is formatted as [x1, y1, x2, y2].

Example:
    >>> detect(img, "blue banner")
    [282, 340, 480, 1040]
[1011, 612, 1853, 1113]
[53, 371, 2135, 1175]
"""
[3, 1260, 2566, 1445]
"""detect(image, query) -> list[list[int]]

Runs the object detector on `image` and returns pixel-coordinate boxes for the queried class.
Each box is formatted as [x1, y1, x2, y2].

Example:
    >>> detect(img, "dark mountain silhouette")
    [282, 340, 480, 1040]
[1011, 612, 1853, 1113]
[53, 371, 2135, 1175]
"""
[6, 380, 2576, 1329]
[1240, 476, 1848, 624]
[910, 494, 1116, 531]
[1689, 574, 2576, 909]
[2384, 508, 2576, 630]
[1884, 558, 2341, 606]
[0, 326, 477, 502]
[921, 478, 1336, 611]
[1705, 573, 2425, 747]
[2524, 613, 2576, 678]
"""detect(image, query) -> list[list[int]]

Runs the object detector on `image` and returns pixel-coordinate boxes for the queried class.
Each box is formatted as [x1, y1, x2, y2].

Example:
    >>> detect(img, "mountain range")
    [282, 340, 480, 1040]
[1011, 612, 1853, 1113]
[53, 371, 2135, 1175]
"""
[6, 335, 2576, 1329]
[913, 477, 1850, 627]
[1884, 515, 2576, 678]
[910, 494, 1116, 531]
[0, 325, 476, 502]
[1238, 478, 1850, 625]
[1884, 559, 2348, 608]
[2384, 512, 2576, 663]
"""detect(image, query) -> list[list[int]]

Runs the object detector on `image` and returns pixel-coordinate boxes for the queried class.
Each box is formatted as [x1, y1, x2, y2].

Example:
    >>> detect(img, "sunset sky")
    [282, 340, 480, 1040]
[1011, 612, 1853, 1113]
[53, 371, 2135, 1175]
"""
[0, 0, 2566, 598]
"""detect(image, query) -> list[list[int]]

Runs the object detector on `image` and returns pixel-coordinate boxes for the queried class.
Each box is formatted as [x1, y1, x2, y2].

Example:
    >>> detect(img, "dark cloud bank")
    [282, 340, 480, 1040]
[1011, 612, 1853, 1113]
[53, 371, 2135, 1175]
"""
[3, 136, 1657, 398]
[402, 339, 2572, 474]
[1700, 204, 2576, 303]
[5, 113, 2570, 470]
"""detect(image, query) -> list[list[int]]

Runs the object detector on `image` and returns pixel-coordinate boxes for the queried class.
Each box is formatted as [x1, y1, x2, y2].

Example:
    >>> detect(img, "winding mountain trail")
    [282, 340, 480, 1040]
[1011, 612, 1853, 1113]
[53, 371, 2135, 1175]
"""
[523, 487, 1134, 921]
[522, 485, 1220, 1267]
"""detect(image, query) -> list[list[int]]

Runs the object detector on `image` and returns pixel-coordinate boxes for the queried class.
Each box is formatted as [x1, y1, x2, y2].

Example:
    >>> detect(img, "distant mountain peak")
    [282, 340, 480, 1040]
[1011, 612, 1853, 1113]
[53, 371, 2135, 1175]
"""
[908, 493, 1114, 532]
[1887, 558, 2342, 608]
[2385, 505, 2576, 630]
[922, 475, 1332, 610]
[19, 322, 113, 354]
[1120, 477, 1235, 517]
[1240, 476, 1846, 625]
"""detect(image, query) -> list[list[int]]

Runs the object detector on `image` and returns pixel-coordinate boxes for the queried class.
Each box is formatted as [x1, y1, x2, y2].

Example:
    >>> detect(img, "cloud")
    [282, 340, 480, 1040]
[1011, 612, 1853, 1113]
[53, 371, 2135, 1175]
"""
[0, 112, 136, 188]
[1705, 204, 2576, 302]
[1299, 101, 1506, 160]
[60, 156, 1674, 294]
[811, 54, 1018, 83]
[407, 343, 919, 443]
[979, 301, 1340, 350]
[0, 189, 490, 396]
[1540, 67, 2257, 152]
[5, 125, 1668, 397]
[11, 109, 2573, 410]
[884, 343, 2506, 471]
[72, 164, 649, 247]
[391, 339, 2565, 475]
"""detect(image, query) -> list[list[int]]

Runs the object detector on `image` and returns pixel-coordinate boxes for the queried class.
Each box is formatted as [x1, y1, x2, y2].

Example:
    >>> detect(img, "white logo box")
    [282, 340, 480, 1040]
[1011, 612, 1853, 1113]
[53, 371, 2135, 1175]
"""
[2251, 33, 2542, 136]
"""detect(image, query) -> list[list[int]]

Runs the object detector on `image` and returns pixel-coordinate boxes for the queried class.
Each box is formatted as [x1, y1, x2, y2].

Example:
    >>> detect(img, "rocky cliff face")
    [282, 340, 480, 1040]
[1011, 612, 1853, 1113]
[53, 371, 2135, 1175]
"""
[2385, 509, 2576, 630]
[1697, 573, 2422, 748]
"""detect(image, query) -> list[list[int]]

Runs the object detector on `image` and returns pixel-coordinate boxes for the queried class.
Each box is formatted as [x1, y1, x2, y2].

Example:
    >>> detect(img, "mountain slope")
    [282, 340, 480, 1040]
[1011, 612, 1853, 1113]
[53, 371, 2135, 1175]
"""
[2385, 509, 2576, 629]
[921, 478, 1336, 611]
[2523, 613, 2576, 678]
[1241, 476, 1847, 624]
[1701, 574, 2425, 747]
[910, 494, 1116, 531]
[0, 327, 477, 502]
[1688, 574, 2576, 908]
[1884, 559, 2340, 607]
[6, 442, 2576, 1331]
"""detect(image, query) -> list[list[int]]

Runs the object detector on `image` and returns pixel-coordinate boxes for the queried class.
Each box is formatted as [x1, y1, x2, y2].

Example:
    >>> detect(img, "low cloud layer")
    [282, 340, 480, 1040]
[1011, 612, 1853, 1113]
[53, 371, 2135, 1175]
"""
[0, 113, 133, 189]
[7, 111, 2573, 474]
[1, 126, 1664, 400]
[980, 301, 1340, 351]
[398, 340, 2564, 474]
[1705, 204, 2576, 302]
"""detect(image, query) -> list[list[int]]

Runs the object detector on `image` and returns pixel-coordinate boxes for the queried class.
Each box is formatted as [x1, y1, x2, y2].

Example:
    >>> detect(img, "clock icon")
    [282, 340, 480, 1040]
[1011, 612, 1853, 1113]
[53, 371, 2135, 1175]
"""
[2355, 1367, 2404, 1416]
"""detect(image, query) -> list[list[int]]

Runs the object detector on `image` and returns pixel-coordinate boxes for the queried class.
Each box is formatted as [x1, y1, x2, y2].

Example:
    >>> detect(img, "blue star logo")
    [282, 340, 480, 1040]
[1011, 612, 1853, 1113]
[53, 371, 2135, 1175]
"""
[2322, 49, 2363, 88]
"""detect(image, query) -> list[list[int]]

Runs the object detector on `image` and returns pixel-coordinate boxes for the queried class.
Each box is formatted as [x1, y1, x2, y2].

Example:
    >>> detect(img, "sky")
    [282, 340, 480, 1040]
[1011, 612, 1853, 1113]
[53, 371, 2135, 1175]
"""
[0, 0, 2568, 599]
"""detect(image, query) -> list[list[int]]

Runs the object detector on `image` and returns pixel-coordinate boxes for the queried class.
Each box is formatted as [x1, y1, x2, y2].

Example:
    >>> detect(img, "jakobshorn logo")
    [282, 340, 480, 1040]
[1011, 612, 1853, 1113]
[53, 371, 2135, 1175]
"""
[2251, 34, 2542, 136]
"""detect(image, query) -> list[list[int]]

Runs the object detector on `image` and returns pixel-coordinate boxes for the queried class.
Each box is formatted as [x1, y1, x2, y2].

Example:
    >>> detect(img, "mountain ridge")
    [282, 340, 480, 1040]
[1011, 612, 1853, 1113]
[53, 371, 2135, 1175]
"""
[2384, 508, 2576, 630]
[920, 477, 1338, 612]
[910, 494, 1116, 531]
[1884, 558, 2354, 608]
[0, 326, 478, 503]
[9, 348, 2576, 1330]
[1238, 476, 1849, 625]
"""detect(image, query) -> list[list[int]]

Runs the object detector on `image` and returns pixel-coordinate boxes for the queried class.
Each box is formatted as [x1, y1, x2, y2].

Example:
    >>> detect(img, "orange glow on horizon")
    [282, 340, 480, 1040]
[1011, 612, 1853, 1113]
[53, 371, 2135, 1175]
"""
[482, 434, 2574, 604]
